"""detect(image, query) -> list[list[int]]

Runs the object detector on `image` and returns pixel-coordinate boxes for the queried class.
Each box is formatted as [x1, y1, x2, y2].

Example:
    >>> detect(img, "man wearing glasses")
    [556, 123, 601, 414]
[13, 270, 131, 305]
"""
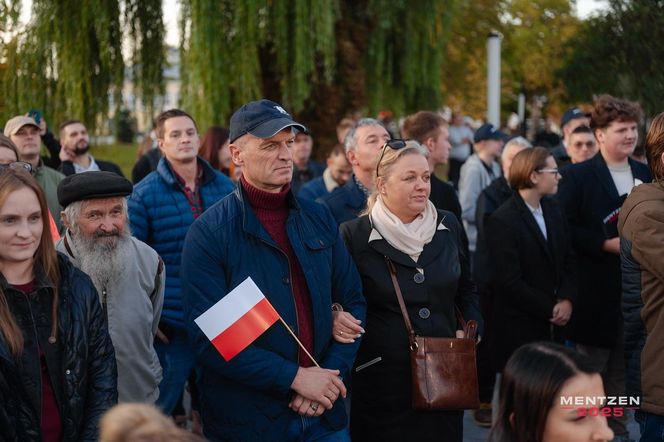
[318, 118, 390, 224]
[4, 115, 65, 231]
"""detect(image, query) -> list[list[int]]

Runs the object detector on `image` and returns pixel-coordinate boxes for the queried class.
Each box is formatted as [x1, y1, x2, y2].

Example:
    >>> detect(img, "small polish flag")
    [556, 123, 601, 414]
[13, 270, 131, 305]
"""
[195, 277, 280, 361]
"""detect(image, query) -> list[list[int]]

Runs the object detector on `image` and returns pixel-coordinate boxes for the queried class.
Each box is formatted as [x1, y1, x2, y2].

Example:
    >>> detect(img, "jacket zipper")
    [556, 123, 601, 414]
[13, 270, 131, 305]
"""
[22, 291, 43, 435]
[102, 287, 108, 324]
[257, 237, 301, 366]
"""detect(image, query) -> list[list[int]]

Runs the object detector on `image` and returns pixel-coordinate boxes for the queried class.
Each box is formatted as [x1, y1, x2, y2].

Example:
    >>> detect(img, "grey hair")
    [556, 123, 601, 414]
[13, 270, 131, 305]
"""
[63, 198, 129, 229]
[344, 118, 384, 153]
[501, 136, 532, 161]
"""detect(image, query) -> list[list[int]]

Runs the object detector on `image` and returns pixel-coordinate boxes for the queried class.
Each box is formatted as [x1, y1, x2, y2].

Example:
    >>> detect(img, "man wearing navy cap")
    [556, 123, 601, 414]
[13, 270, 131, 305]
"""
[56, 171, 165, 404]
[458, 122, 507, 257]
[551, 107, 591, 167]
[181, 99, 366, 441]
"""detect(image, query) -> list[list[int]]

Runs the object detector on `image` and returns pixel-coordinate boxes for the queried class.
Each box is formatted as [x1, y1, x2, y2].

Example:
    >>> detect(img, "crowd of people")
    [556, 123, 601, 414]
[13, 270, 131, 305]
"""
[0, 92, 662, 442]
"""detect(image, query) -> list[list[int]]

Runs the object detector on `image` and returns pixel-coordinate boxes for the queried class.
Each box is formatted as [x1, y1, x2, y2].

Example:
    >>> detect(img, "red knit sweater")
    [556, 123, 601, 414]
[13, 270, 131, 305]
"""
[241, 176, 315, 367]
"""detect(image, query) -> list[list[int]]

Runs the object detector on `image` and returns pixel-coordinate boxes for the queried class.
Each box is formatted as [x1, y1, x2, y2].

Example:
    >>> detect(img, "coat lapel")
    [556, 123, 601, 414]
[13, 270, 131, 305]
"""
[592, 153, 620, 201]
[542, 198, 564, 274]
[415, 213, 449, 268]
[515, 196, 553, 262]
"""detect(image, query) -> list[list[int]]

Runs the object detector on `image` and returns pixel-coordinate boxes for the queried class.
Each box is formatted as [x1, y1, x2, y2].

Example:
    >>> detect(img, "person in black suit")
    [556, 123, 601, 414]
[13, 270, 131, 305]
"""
[486, 147, 577, 373]
[339, 140, 481, 442]
[401, 111, 462, 221]
[557, 95, 651, 439]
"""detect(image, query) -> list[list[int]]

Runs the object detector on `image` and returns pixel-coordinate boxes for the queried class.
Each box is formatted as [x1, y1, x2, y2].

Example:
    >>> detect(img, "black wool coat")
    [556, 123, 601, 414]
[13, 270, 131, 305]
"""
[557, 153, 650, 348]
[486, 194, 577, 371]
[340, 210, 481, 442]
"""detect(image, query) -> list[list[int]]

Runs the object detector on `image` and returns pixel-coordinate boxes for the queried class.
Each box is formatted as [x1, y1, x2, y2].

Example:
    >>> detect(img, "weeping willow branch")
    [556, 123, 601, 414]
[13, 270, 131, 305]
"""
[1, 0, 165, 133]
[178, 0, 338, 130]
[125, 0, 166, 117]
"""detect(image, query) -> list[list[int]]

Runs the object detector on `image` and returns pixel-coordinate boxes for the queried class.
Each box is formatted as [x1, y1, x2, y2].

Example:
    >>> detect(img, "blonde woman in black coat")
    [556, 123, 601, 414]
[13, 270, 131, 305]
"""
[486, 147, 577, 373]
[338, 140, 481, 442]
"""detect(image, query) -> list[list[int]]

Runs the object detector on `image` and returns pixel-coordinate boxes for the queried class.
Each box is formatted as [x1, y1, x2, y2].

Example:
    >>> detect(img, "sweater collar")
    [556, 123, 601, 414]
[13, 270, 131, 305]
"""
[240, 175, 291, 210]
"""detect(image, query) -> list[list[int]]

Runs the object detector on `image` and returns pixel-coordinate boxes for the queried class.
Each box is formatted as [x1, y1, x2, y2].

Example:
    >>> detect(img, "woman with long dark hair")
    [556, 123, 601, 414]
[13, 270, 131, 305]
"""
[490, 342, 614, 442]
[0, 169, 116, 441]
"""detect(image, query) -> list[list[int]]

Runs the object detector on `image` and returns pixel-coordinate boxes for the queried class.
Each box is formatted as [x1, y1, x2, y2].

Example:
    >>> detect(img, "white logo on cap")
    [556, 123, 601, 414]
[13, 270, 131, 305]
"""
[274, 106, 288, 115]
[490, 126, 496, 133]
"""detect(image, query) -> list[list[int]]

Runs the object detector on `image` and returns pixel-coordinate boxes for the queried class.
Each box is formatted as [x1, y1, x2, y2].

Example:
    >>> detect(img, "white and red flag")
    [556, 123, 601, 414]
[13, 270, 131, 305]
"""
[195, 277, 280, 361]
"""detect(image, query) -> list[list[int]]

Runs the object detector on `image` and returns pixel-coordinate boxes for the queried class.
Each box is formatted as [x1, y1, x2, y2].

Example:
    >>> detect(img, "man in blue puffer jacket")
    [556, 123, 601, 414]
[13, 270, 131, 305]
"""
[182, 99, 366, 441]
[128, 109, 235, 414]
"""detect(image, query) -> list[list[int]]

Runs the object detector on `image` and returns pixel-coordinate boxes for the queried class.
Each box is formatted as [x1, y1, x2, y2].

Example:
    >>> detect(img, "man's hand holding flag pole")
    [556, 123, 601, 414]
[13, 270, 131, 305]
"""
[194, 277, 346, 416]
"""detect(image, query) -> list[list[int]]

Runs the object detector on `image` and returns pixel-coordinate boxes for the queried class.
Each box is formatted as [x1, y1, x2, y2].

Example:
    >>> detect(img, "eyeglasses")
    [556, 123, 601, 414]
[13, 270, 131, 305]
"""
[536, 168, 560, 176]
[375, 139, 407, 176]
[0, 161, 32, 173]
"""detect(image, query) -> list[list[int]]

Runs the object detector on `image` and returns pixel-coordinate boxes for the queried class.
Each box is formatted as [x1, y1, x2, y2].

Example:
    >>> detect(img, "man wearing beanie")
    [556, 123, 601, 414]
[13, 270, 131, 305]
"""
[181, 99, 366, 441]
[56, 171, 165, 404]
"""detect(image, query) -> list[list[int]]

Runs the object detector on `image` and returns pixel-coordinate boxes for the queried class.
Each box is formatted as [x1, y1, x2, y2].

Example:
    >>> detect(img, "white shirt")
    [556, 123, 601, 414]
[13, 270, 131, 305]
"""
[73, 155, 101, 173]
[607, 164, 637, 196]
[525, 201, 547, 240]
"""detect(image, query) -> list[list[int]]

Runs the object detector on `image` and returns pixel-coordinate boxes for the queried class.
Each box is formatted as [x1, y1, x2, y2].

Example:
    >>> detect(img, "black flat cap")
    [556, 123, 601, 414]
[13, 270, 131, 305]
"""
[58, 171, 133, 208]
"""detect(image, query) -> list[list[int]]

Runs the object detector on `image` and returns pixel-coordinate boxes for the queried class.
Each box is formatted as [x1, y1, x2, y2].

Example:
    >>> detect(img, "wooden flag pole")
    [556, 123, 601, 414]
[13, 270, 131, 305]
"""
[278, 317, 320, 368]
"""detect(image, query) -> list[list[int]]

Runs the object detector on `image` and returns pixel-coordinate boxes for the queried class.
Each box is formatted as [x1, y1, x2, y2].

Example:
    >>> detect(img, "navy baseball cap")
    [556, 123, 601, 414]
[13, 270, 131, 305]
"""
[473, 123, 508, 143]
[229, 99, 306, 143]
[560, 107, 589, 129]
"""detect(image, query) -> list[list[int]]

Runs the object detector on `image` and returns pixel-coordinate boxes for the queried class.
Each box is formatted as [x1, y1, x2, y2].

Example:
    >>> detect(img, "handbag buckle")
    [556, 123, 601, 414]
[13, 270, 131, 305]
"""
[410, 341, 419, 351]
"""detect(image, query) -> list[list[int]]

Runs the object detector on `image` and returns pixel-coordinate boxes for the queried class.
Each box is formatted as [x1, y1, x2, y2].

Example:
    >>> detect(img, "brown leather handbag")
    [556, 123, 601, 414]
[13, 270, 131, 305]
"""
[386, 257, 480, 411]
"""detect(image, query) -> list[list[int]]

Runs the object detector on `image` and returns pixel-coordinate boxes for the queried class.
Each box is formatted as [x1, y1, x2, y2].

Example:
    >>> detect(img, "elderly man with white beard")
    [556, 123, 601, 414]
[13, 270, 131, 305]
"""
[55, 171, 165, 404]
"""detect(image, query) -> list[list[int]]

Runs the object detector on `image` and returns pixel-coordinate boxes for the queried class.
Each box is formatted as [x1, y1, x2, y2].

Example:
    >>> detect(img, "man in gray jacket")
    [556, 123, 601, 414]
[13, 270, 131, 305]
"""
[458, 123, 506, 256]
[56, 171, 165, 403]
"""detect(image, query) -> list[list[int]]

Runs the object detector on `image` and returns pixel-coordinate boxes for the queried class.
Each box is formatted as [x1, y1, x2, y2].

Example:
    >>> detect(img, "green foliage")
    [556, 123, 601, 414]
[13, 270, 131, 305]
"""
[178, 0, 338, 130]
[93, 142, 139, 178]
[115, 108, 137, 143]
[442, 0, 505, 117]
[364, 0, 458, 115]
[0, 0, 165, 132]
[503, 0, 579, 103]
[560, 0, 664, 116]
[125, 0, 166, 116]
[442, 0, 580, 119]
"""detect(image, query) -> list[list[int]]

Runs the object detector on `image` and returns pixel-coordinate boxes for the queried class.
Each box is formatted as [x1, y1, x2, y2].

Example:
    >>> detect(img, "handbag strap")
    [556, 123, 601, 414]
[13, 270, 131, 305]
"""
[385, 257, 478, 346]
[385, 257, 418, 350]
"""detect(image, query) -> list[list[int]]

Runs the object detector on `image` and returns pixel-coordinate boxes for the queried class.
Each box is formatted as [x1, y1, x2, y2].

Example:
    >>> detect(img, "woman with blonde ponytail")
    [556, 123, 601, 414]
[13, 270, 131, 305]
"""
[338, 139, 481, 441]
[0, 169, 117, 441]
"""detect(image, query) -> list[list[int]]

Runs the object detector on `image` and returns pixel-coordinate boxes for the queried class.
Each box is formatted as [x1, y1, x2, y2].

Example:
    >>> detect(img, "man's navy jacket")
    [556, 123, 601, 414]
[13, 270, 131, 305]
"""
[181, 184, 366, 441]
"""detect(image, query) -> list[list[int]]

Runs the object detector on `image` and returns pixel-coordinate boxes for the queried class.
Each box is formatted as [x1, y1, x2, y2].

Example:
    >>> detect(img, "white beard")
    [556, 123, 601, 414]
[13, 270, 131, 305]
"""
[68, 228, 130, 296]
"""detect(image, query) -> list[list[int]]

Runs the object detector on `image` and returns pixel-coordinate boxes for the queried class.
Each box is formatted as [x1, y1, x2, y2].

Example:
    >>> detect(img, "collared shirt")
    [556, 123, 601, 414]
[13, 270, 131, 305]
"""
[73, 155, 101, 173]
[173, 162, 204, 219]
[354, 175, 371, 198]
[322, 168, 341, 193]
[525, 200, 547, 240]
